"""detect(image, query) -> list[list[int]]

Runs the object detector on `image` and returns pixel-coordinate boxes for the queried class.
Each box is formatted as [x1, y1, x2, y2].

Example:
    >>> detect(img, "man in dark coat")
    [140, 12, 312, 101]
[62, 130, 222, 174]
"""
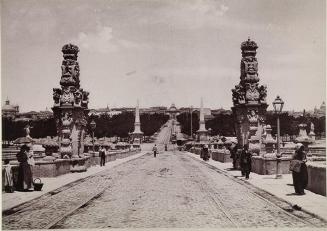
[240, 144, 252, 179]
[202, 145, 209, 161]
[229, 142, 239, 169]
[153, 144, 158, 157]
[99, 146, 106, 167]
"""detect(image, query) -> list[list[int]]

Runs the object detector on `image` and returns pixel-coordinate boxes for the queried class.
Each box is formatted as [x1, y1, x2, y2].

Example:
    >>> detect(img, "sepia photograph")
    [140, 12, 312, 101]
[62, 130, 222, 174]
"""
[1, 0, 326, 230]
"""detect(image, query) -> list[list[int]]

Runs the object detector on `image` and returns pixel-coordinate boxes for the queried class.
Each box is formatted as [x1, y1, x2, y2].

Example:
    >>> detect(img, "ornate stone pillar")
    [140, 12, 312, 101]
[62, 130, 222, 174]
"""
[52, 44, 90, 171]
[231, 38, 268, 155]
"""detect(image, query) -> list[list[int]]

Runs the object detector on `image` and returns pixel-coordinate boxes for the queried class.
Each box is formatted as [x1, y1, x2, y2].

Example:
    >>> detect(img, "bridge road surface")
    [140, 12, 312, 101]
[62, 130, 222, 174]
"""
[3, 122, 327, 229]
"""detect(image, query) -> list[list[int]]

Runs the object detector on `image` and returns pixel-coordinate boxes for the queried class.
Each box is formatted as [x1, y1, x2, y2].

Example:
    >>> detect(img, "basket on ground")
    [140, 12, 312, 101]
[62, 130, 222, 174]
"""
[33, 178, 44, 191]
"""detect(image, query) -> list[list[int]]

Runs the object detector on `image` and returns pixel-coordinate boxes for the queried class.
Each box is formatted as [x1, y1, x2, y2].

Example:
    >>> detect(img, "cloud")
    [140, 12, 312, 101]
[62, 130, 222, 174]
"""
[73, 25, 141, 53]
[137, 0, 229, 29]
[188, 1, 229, 17]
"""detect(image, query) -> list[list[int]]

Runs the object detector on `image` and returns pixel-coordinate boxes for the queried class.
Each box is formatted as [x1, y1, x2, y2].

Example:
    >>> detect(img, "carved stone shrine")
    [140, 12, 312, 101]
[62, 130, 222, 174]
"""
[52, 44, 90, 171]
[231, 38, 268, 154]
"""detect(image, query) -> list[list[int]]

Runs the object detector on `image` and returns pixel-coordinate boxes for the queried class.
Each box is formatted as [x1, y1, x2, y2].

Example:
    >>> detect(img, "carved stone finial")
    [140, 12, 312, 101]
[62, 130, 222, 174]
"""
[241, 38, 258, 57]
[62, 43, 79, 60]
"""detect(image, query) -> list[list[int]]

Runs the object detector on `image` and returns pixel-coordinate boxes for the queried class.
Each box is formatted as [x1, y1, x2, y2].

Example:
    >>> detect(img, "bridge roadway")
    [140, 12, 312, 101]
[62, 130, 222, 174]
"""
[3, 123, 327, 229]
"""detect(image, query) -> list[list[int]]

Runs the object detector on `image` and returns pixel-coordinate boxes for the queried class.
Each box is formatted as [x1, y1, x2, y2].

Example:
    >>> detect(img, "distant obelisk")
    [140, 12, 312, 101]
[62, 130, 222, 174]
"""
[131, 100, 143, 143]
[197, 98, 208, 142]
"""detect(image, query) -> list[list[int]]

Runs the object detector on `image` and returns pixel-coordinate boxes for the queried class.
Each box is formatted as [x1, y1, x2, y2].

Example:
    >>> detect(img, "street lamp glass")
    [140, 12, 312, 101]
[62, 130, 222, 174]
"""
[273, 95, 284, 113]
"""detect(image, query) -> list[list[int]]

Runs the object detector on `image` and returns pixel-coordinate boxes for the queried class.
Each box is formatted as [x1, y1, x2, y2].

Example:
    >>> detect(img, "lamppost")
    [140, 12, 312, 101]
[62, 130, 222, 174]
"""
[190, 106, 193, 140]
[273, 95, 284, 179]
[90, 120, 96, 155]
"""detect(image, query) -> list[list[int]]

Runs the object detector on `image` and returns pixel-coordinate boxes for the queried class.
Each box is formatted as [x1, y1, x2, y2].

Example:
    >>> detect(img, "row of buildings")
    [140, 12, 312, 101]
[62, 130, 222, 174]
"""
[2, 99, 325, 121]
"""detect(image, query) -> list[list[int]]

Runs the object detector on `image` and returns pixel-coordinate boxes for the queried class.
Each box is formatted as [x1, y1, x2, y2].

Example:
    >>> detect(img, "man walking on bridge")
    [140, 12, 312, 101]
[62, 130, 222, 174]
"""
[153, 144, 158, 158]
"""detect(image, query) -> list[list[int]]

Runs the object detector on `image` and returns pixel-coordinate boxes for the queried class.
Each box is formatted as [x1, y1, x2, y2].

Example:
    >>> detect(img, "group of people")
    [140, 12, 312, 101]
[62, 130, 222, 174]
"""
[229, 142, 308, 194]
[229, 143, 252, 179]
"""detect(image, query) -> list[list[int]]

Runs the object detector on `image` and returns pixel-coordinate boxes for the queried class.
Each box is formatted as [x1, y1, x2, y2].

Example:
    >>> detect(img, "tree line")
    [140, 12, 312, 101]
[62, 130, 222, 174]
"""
[2, 112, 170, 141]
[177, 112, 325, 137]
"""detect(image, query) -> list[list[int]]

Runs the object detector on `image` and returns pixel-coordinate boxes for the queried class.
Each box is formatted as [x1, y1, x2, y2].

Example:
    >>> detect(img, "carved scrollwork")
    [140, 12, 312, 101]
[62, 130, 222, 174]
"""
[53, 88, 62, 105]
[245, 83, 259, 102]
[232, 84, 246, 105]
[258, 85, 267, 103]
[74, 90, 82, 106]
[60, 87, 74, 105]
[247, 109, 258, 124]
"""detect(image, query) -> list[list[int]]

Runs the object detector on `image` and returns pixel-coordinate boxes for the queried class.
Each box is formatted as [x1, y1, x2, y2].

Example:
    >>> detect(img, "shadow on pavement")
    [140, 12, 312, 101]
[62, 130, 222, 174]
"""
[286, 193, 303, 196]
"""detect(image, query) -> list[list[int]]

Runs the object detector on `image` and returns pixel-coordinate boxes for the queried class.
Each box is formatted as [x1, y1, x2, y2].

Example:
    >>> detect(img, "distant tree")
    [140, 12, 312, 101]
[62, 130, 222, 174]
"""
[177, 111, 326, 138]
[141, 113, 169, 136]
[86, 112, 169, 138]
[176, 112, 199, 136]
[206, 114, 235, 136]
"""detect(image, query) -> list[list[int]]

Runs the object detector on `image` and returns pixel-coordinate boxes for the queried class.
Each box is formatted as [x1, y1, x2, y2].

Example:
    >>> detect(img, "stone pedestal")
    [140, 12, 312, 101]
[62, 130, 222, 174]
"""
[211, 149, 232, 163]
[295, 124, 314, 154]
[70, 157, 87, 172]
[262, 125, 276, 154]
[251, 155, 292, 175]
[197, 130, 208, 142]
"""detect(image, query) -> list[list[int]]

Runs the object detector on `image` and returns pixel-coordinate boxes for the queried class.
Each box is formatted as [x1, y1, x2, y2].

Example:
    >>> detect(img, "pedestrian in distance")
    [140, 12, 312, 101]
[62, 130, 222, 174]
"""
[240, 144, 252, 179]
[99, 146, 106, 167]
[153, 144, 158, 157]
[290, 143, 308, 195]
[16, 145, 34, 191]
[202, 144, 209, 161]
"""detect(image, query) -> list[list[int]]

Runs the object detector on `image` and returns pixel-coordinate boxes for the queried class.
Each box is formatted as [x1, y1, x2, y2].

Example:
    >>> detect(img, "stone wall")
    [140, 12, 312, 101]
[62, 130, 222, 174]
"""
[211, 149, 232, 163]
[251, 156, 292, 175]
[307, 162, 326, 196]
[32, 159, 71, 177]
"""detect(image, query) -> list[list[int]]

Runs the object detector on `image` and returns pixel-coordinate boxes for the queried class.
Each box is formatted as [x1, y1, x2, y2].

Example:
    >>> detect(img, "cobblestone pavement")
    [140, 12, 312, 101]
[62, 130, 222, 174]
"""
[4, 148, 324, 229]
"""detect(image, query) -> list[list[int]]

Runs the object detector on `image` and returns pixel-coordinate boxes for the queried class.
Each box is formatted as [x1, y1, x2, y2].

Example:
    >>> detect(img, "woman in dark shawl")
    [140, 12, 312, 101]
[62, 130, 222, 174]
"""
[16, 145, 33, 191]
[292, 143, 308, 195]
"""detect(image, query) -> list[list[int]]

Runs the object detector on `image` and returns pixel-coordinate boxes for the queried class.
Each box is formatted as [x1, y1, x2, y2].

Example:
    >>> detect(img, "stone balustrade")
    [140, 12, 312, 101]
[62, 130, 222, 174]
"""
[251, 155, 292, 175]
[307, 162, 326, 196]
[211, 149, 232, 162]
[3, 148, 141, 192]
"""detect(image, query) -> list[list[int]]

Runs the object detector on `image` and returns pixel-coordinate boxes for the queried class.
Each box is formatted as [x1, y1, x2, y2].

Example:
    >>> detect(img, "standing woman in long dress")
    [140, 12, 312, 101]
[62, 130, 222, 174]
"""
[292, 143, 308, 195]
[16, 145, 33, 191]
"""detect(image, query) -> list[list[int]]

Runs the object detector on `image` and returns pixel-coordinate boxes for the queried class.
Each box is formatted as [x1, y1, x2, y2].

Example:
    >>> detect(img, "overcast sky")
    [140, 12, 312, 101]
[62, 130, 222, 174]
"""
[1, 0, 326, 112]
